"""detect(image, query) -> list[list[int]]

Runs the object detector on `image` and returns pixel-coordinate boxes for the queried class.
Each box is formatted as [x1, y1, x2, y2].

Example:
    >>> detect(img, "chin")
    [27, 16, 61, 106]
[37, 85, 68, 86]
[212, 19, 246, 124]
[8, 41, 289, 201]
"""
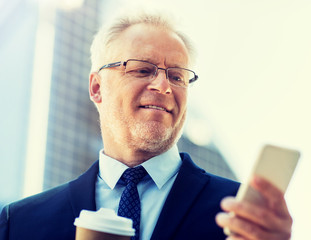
[130, 121, 182, 153]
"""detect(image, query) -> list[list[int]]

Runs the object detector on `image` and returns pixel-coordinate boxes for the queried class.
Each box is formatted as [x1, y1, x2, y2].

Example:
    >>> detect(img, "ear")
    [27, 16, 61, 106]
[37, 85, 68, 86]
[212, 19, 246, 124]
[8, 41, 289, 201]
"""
[89, 72, 102, 103]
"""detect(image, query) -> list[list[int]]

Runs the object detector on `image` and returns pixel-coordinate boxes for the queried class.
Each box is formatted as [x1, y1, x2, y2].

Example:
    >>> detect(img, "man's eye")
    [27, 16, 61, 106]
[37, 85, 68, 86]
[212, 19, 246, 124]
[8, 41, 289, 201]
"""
[127, 67, 154, 77]
[170, 75, 183, 82]
[137, 68, 153, 74]
[169, 72, 184, 82]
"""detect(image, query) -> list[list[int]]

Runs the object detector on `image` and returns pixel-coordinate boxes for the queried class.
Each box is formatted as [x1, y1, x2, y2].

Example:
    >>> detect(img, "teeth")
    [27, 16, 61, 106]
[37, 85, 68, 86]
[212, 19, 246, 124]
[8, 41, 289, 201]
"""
[144, 105, 167, 112]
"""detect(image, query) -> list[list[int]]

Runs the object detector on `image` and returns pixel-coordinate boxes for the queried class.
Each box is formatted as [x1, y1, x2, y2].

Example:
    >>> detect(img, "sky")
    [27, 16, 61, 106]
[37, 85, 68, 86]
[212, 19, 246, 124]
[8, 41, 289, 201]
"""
[175, 1, 311, 239]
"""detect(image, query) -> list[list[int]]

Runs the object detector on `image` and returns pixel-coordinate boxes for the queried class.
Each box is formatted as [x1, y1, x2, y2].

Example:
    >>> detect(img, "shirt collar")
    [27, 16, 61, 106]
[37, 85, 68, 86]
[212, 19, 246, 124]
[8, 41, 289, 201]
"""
[98, 145, 182, 190]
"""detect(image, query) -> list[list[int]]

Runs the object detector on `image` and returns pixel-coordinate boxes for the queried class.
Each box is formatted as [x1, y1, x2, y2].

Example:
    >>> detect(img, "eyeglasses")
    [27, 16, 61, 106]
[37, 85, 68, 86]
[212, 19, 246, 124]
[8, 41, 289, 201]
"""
[98, 59, 198, 88]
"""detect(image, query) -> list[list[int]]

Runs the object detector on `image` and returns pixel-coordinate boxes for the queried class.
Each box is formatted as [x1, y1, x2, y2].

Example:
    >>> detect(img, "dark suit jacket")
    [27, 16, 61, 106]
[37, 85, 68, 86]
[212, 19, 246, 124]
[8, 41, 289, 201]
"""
[0, 153, 239, 240]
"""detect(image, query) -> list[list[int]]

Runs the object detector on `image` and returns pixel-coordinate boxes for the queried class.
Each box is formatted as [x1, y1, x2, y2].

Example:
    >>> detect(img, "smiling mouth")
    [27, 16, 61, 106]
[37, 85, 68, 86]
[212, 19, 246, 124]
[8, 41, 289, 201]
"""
[141, 105, 171, 113]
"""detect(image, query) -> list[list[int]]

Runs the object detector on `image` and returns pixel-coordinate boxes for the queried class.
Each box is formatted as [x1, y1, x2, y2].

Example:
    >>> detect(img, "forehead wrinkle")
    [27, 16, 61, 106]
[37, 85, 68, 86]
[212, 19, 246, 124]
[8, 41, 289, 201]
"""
[128, 50, 188, 68]
[115, 24, 189, 68]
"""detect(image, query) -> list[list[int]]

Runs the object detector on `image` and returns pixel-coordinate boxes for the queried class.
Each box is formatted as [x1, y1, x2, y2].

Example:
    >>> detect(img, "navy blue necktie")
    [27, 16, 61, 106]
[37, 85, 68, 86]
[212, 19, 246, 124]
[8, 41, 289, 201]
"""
[118, 166, 147, 240]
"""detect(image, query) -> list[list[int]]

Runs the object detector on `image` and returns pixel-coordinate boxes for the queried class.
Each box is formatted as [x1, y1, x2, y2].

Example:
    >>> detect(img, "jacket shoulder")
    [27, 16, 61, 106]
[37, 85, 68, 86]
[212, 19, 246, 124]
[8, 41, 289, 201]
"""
[0, 183, 75, 240]
[1, 161, 99, 239]
[180, 151, 240, 194]
[10, 183, 69, 211]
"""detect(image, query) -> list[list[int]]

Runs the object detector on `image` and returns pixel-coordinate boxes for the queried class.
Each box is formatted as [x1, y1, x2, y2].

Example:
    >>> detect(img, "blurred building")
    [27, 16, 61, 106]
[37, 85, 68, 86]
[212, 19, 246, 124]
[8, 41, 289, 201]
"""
[178, 137, 236, 180]
[43, 0, 102, 189]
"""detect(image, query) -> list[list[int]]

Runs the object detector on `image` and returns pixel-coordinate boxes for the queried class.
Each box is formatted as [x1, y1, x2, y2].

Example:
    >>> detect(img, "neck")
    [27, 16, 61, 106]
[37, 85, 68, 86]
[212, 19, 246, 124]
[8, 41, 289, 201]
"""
[101, 127, 178, 167]
[103, 147, 162, 167]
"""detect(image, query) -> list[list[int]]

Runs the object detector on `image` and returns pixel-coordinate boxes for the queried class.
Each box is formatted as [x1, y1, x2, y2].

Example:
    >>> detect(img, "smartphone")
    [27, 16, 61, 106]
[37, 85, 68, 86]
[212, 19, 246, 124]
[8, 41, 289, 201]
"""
[236, 144, 300, 205]
[224, 144, 300, 235]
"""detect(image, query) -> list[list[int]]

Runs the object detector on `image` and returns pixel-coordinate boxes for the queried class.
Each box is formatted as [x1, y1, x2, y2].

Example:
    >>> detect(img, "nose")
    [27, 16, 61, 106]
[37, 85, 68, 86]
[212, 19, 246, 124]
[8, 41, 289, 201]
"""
[147, 69, 172, 95]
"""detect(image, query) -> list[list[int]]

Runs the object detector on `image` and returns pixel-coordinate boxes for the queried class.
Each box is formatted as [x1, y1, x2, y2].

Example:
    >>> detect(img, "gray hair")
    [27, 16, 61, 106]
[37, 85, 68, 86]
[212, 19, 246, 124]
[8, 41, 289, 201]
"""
[90, 11, 195, 72]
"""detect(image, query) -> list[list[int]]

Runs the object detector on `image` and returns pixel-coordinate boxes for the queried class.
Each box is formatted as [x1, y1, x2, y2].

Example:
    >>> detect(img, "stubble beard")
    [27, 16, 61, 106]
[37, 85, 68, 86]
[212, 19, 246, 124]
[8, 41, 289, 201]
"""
[103, 108, 186, 155]
[129, 120, 181, 154]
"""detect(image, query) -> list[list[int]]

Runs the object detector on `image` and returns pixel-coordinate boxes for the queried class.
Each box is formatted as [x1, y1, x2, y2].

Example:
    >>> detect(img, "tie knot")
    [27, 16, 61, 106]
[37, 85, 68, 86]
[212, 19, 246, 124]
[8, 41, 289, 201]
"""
[121, 166, 147, 185]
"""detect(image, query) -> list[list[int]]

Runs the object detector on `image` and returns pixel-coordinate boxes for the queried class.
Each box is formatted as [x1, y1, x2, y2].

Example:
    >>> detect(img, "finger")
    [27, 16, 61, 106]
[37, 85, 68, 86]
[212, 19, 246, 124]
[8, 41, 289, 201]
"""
[216, 212, 292, 240]
[220, 197, 292, 232]
[251, 176, 291, 217]
[224, 230, 246, 240]
[226, 235, 247, 240]
[216, 212, 264, 239]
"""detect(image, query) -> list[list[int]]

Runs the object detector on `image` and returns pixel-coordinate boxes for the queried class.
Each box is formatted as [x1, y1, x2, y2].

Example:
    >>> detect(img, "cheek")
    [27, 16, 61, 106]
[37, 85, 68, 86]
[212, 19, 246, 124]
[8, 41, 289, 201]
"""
[123, 81, 146, 102]
[103, 81, 144, 114]
[176, 91, 188, 116]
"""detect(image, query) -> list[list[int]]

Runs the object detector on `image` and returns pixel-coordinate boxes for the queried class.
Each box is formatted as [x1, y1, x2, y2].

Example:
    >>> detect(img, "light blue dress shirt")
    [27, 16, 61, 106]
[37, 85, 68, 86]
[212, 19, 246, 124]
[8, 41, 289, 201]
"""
[95, 145, 182, 240]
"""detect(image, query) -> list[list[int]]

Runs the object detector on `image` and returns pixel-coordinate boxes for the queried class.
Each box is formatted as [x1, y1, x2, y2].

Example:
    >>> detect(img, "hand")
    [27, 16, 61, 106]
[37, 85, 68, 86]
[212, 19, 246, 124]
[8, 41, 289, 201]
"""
[215, 176, 292, 240]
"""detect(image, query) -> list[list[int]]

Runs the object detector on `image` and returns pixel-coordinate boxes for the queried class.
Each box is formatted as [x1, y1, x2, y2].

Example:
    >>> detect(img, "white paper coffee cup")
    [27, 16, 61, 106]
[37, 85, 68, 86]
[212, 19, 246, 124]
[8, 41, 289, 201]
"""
[74, 208, 135, 237]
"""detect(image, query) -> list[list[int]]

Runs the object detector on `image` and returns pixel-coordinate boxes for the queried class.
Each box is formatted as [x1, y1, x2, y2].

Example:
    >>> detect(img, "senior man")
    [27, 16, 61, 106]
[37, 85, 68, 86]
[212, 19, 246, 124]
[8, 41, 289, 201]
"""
[0, 12, 292, 240]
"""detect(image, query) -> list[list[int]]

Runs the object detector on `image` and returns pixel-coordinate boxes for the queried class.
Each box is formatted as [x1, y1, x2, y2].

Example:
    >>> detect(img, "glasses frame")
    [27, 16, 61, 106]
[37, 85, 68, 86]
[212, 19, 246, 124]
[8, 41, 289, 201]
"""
[97, 59, 198, 87]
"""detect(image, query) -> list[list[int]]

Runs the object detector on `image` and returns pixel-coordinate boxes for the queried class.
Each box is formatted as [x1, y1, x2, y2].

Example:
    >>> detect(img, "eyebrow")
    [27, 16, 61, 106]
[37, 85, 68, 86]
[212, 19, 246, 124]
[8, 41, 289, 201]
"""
[135, 57, 187, 68]
[138, 57, 158, 64]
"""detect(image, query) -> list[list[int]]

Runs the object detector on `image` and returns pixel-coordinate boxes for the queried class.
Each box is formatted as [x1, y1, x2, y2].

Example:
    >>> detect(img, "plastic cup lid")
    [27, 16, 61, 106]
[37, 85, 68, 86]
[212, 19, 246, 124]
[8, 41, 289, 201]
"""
[74, 208, 135, 236]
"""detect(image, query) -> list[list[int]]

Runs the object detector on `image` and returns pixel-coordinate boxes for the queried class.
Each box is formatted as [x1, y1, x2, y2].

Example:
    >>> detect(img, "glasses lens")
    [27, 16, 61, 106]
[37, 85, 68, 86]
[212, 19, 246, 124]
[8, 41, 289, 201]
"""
[124, 60, 196, 88]
[168, 68, 194, 87]
[125, 60, 156, 78]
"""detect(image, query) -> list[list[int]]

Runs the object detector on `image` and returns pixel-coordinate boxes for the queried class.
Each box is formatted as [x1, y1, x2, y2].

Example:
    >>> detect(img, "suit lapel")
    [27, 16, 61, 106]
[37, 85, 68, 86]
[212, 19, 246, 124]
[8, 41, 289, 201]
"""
[66, 155, 210, 238]
[68, 160, 99, 217]
[151, 153, 210, 240]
